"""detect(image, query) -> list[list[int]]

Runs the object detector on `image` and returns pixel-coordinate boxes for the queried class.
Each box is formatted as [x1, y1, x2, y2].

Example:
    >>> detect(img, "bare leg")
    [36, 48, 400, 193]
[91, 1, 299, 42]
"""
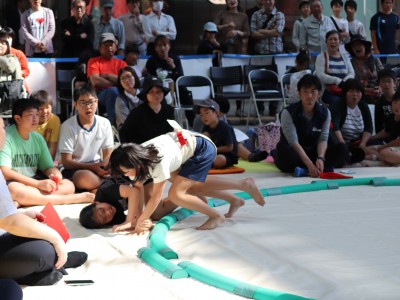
[72, 170, 103, 193]
[192, 176, 265, 206]
[168, 176, 225, 230]
[379, 148, 400, 165]
[194, 190, 245, 218]
[8, 182, 94, 207]
[53, 179, 75, 195]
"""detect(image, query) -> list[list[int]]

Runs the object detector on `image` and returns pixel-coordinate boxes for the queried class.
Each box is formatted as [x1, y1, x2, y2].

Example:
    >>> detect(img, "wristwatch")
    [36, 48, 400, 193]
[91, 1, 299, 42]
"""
[317, 156, 325, 162]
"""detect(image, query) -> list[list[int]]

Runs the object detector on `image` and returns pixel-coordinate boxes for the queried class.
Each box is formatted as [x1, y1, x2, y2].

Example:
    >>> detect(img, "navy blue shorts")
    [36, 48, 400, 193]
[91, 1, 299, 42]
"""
[179, 136, 216, 183]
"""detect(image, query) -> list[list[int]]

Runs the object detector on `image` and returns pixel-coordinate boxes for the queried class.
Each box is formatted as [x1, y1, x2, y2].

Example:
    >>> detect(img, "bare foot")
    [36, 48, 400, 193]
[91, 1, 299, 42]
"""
[79, 192, 95, 203]
[196, 215, 225, 230]
[225, 197, 245, 218]
[242, 178, 265, 206]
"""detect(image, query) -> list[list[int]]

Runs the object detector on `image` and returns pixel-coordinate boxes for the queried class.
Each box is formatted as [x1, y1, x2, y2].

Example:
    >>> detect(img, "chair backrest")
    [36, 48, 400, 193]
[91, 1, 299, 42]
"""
[56, 69, 76, 96]
[175, 75, 215, 106]
[209, 65, 243, 86]
[243, 64, 276, 85]
[248, 69, 280, 91]
[280, 73, 293, 106]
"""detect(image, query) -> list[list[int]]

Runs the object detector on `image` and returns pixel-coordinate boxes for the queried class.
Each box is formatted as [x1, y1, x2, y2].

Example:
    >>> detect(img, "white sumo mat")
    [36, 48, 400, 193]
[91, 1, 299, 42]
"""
[21, 167, 400, 300]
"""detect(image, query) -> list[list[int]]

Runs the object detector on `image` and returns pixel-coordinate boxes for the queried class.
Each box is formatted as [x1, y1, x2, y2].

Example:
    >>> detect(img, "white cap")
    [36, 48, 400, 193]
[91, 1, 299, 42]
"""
[203, 22, 218, 33]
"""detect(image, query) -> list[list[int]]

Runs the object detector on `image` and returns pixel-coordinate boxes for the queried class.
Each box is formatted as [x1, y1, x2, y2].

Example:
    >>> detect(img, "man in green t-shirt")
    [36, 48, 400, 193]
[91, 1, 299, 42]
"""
[0, 99, 94, 207]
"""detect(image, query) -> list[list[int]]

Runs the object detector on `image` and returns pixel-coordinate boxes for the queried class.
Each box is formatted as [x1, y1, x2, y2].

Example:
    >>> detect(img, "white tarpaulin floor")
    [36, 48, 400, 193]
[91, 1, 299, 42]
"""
[21, 167, 400, 300]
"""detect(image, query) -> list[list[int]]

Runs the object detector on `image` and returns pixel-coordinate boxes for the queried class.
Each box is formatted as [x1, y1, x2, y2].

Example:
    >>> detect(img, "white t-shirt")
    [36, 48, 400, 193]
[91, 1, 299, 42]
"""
[27, 9, 46, 52]
[0, 171, 17, 236]
[142, 130, 196, 184]
[59, 115, 114, 163]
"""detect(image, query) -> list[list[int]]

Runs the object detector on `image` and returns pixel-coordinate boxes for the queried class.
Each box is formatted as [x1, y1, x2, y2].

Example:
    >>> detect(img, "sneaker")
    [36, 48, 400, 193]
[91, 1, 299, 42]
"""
[64, 251, 88, 269]
[248, 151, 269, 162]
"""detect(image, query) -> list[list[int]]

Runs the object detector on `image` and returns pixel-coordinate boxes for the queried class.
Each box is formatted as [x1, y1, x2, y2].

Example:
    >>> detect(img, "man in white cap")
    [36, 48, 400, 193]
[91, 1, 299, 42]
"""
[92, 0, 125, 55]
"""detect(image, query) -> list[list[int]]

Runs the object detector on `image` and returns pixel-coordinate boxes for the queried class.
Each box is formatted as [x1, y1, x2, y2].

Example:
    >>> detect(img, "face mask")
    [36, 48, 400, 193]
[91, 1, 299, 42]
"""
[128, 176, 136, 181]
[152, 1, 163, 12]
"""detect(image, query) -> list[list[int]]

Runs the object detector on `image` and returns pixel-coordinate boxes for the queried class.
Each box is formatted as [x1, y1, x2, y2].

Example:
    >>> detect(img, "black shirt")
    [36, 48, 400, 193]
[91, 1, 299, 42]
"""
[60, 14, 94, 57]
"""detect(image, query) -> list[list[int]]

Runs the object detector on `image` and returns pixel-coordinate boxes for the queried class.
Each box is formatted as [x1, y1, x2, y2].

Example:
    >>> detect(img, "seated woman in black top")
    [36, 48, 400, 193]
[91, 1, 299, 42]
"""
[119, 76, 174, 144]
[143, 34, 194, 126]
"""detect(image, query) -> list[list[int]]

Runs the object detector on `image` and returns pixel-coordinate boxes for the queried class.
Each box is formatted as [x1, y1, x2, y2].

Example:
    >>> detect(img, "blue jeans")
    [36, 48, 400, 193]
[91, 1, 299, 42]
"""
[97, 87, 118, 123]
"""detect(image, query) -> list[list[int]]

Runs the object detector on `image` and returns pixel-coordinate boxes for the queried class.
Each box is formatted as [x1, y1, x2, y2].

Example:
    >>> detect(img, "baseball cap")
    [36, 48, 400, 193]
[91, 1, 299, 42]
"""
[138, 76, 170, 100]
[193, 99, 220, 114]
[100, 0, 114, 8]
[203, 22, 218, 33]
[100, 32, 117, 44]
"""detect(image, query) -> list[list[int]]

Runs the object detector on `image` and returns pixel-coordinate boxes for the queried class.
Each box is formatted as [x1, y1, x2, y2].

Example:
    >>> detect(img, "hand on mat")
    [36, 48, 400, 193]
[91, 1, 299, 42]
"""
[307, 164, 320, 178]
[112, 221, 135, 233]
[134, 219, 153, 235]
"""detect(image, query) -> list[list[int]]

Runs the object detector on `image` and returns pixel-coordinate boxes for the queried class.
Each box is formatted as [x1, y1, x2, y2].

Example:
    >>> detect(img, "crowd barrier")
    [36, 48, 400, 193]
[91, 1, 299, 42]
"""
[26, 53, 400, 110]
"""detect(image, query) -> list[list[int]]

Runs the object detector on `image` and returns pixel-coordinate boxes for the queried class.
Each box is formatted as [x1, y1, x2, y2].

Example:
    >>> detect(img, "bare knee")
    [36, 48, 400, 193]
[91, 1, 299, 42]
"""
[73, 170, 102, 191]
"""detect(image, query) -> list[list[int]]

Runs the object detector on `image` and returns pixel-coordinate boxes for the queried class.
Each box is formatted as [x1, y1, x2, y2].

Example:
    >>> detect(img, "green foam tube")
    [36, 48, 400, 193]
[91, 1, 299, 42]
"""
[171, 208, 195, 221]
[178, 261, 312, 300]
[381, 178, 400, 186]
[138, 247, 188, 279]
[149, 231, 178, 259]
[311, 177, 386, 187]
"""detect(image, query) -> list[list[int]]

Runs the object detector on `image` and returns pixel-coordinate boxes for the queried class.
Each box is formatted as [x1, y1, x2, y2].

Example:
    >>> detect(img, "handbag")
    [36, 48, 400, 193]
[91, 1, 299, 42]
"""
[0, 79, 24, 113]
[324, 52, 342, 96]
[257, 122, 280, 153]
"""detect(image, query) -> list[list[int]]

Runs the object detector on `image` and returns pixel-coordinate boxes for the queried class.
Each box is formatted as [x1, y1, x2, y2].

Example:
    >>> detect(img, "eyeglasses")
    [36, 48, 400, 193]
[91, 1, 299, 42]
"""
[77, 100, 98, 107]
[121, 74, 134, 81]
[74, 5, 85, 10]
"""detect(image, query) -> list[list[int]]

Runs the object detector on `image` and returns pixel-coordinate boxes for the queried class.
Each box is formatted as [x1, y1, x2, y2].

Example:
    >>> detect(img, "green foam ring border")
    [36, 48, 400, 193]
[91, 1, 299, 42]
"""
[178, 261, 313, 300]
[144, 177, 400, 299]
[137, 247, 188, 279]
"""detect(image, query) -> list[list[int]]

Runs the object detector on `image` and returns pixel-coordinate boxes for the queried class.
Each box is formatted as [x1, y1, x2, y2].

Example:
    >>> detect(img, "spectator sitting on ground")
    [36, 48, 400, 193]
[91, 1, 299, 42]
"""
[31, 90, 60, 161]
[271, 74, 348, 177]
[344, 0, 366, 43]
[329, 78, 373, 164]
[366, 90, 400, 166]
[0, 28, 30, 94]
[115, 66, 142, 129]
[344, 34, 383, 104]
[93, 0, 125, 56]
[0, 115, 88, 287]
[0, 99, 94, 207]
[375, 69, 397, 134]
[119, 0, 147, 56]
[20, 0, 55, 58]
[60, 0, 94, 58]
[292, 1, 311, 51]
[119, 76, 174, 144]
[194, 99, 268, 165]
[59, 84, 114, 194]
[87, 32, 127, 124]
